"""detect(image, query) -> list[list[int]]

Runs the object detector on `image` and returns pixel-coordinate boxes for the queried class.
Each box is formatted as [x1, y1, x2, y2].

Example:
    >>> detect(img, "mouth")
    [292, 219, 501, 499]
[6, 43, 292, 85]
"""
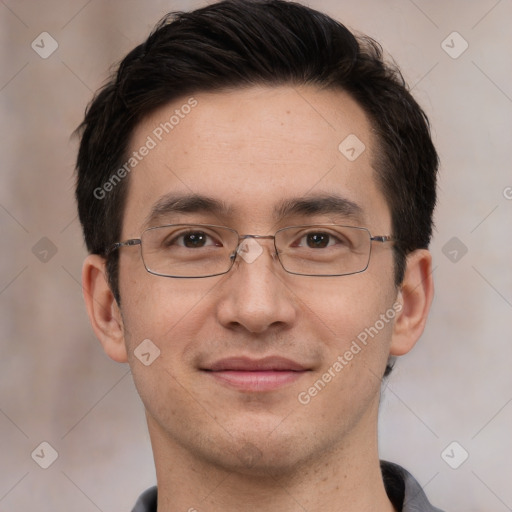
[201, 356, 310, 392]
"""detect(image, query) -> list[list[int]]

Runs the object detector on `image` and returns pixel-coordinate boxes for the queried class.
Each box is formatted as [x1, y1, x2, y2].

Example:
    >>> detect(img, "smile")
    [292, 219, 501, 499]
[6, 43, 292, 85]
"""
[201, 356, 310, 392]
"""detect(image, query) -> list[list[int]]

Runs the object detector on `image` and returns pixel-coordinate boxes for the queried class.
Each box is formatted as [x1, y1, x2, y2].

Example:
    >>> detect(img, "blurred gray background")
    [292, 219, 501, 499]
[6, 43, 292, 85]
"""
[1, 0, 511, 511]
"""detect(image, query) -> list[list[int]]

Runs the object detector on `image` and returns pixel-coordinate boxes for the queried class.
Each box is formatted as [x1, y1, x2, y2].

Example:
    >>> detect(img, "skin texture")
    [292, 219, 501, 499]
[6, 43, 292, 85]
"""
[82, 86, 433, 512]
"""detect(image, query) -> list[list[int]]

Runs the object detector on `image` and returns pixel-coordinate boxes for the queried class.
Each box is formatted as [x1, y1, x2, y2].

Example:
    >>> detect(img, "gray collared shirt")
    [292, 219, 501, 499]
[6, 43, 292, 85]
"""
[132, 461, 445, 511]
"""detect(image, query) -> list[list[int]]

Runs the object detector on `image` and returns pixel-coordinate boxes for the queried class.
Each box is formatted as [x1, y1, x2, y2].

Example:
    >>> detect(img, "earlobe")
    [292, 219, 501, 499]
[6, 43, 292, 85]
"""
[390, 249, 434, 356]
[82, 254, 128, 363]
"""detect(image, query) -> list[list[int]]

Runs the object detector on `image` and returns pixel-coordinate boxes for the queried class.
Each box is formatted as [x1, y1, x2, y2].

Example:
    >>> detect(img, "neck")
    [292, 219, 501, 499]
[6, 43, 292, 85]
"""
[147, 404, 395, 512]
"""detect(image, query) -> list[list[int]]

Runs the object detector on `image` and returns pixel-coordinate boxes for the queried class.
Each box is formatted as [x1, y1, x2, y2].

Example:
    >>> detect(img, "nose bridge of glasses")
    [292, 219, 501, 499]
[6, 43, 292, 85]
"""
[234, 234, 278, 263]
[239, 234, 274, 239]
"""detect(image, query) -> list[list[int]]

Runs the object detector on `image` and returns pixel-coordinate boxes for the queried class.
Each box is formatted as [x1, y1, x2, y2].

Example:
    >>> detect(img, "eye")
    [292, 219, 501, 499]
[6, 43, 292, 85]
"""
[294, 230, 348, 249]
[170, 230, 221, 248]
[303, 232, 334, 249]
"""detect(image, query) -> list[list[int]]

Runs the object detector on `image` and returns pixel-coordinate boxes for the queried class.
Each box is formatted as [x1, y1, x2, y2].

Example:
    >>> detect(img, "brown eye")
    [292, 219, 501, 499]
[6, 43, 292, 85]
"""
[306, 232, 331, 248]
[182, 232, 208, 248]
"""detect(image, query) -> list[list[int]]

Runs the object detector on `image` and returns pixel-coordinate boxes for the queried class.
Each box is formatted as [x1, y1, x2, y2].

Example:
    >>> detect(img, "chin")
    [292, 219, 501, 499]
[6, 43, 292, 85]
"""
[195, 422, 317, 478]
[207, 440, 304, 478]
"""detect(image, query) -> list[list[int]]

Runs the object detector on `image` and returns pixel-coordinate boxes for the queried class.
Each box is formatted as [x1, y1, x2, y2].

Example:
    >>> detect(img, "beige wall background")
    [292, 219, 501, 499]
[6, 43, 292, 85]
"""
[1, 1, 511, 511]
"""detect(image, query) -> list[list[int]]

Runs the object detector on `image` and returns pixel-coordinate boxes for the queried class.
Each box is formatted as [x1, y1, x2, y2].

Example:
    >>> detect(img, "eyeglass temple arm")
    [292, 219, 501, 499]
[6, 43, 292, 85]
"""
[371, 235, 396, 243]
[106, 238, 141, 256]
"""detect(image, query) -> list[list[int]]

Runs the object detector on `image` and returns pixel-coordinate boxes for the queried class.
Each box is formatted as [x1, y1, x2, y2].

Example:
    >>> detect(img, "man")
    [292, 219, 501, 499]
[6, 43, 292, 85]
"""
[75, 1, 442, 510]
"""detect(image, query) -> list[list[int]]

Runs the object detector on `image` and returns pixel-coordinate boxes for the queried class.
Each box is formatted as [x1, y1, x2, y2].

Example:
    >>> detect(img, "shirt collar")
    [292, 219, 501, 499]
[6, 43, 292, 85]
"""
[132, 461, 444, 512]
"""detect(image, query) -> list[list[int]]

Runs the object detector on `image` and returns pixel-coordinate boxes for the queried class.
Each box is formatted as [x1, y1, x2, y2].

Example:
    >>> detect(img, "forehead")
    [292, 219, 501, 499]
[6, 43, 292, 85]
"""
[122, 86, 390, 235]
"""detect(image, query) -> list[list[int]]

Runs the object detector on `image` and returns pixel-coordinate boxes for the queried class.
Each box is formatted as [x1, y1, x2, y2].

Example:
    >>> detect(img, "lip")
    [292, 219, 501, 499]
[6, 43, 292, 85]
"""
[206, 356, 308, 372]
[202, 356, 310, 392]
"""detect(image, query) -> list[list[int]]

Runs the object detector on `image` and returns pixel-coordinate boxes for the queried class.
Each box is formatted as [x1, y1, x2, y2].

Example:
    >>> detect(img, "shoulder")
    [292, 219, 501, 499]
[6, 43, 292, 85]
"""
[131, 486, 157, 512]
[381, 461, 446, 512]
[131, 466, 447, 512]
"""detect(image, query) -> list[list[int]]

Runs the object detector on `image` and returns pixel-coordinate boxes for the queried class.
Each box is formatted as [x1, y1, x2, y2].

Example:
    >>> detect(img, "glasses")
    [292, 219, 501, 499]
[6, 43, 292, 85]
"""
[107, 224, 396, 278]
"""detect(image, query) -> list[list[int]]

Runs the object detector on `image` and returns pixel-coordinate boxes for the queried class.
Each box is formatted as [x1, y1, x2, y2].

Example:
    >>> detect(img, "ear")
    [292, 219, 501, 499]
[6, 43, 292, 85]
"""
[82, 254, 128, 363]
[390, 249, 434, 356]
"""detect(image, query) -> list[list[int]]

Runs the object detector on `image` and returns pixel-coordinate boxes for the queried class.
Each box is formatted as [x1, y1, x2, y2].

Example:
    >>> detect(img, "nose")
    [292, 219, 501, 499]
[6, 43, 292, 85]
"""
[215, 237, 297, 334]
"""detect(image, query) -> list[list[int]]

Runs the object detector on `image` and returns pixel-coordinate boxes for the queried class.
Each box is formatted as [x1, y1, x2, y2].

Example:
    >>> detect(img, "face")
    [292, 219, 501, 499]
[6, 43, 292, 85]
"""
[114, 86, 401, 474]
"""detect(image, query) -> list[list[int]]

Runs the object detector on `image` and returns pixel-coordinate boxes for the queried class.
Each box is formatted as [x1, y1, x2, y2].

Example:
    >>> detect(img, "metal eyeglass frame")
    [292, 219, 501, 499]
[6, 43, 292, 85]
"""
[106, 224, 397, 278]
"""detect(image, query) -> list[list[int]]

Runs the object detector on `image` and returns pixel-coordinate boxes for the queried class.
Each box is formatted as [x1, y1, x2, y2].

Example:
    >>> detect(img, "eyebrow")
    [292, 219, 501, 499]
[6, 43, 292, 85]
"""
[143, 193, 233, 229]
[274, 194, 364, 222]
[142, 192, 364, 229]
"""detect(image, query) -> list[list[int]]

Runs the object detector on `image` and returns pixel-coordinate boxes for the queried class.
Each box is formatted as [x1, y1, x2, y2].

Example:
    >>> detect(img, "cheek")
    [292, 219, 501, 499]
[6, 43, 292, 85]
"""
[119, 249, 212, 330]
[120, 281, 217, 420]
[294, 286, 396, 431]
[291, 268, 396, 334]
[293, 273, 397, 394]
